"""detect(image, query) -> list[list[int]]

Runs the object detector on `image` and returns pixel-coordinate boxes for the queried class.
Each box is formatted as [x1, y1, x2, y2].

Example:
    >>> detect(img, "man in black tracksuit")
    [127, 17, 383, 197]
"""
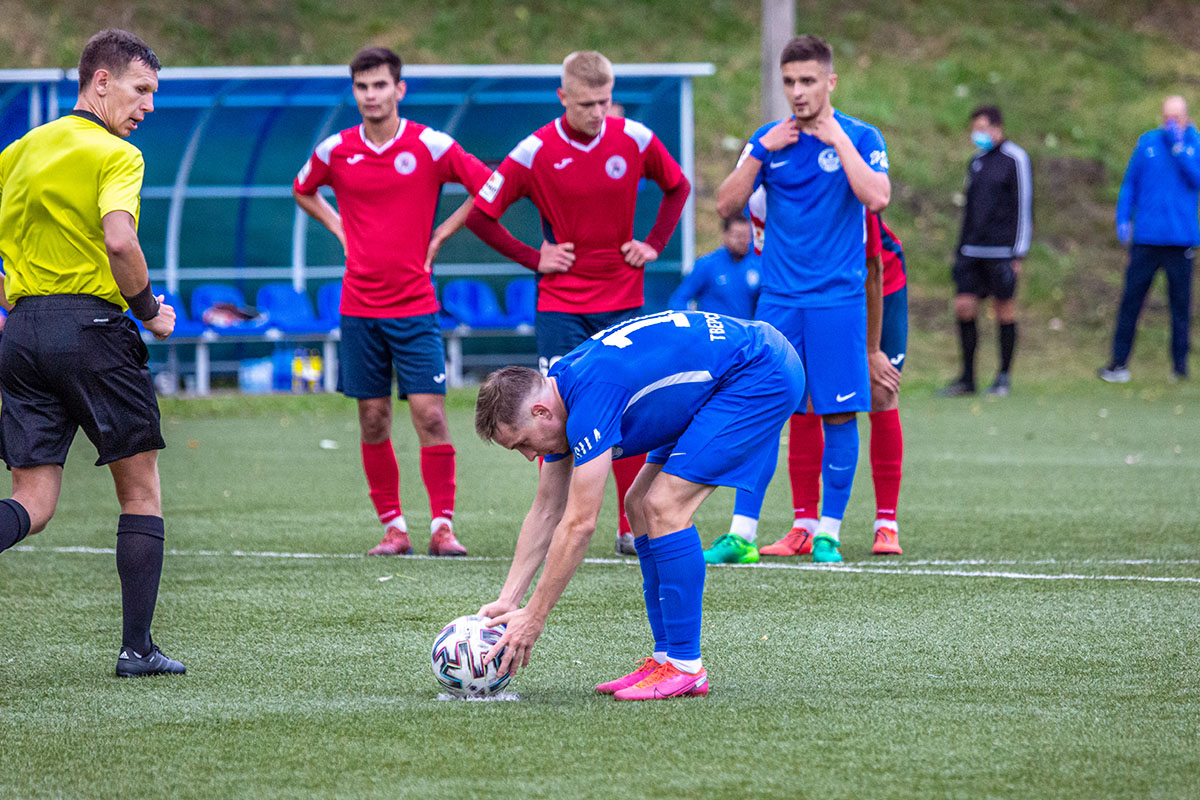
[940, 105, 1033, 397]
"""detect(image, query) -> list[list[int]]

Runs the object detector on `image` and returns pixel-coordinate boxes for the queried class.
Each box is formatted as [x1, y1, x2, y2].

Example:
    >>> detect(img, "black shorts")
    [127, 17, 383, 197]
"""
[952, 255, 1017, 301]
[0, 294, 165, 468]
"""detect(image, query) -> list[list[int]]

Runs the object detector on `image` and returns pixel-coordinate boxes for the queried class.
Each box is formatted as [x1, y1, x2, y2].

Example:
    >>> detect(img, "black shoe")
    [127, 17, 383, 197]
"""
[936, 379, 976, 397]
[987, 372, 1011, 396]
[116, 644, 187, 677]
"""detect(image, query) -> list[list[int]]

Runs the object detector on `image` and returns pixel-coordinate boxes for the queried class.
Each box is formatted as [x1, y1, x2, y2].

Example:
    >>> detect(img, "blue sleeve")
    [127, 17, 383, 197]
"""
[564, 382, 632, 466]
[668, 253, 712, 309]
[856, 125, 889, 174]
[742, 127, 769, 191]
[1116, 142, 1141, 226]
[1171, 127, 1200, 190]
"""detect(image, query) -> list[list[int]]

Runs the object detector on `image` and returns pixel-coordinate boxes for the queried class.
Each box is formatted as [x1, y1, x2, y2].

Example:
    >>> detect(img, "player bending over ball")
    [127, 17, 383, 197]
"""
[474, 311, 804, 700]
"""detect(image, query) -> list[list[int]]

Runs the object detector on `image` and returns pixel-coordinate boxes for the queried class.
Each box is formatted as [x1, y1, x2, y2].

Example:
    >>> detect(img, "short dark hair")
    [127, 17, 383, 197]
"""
[780, 35, 833, 71]
[78, 29, 160, 93]
[350, 47, 402, 83]
[475, 366, 543, 442]
[970, 105, 1003, 127]
[722, 215, 750, 231]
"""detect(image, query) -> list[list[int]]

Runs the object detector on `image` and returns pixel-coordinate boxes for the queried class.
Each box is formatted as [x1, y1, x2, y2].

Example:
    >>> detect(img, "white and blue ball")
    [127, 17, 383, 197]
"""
[431, 614, 510, 697]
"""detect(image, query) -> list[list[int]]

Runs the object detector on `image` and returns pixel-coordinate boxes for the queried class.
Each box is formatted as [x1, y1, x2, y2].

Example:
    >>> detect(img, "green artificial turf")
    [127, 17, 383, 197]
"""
[1, 383, 1198, 799]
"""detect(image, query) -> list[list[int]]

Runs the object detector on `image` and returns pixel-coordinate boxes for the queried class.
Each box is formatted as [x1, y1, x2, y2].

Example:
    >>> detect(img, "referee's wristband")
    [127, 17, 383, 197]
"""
[123, 282, 160, 321]
[749, 140, 770, 163]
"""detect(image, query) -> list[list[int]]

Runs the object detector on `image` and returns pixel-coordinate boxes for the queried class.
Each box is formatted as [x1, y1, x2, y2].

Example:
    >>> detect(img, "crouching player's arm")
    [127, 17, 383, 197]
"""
[477, 456, 573, 619]
[484, 450, 612, 676]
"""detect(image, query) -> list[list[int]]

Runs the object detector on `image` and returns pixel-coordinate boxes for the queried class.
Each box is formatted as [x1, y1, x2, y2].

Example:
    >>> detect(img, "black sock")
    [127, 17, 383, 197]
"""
[116, 514, 165, 655]
[958, 318, 978, 387]
[999, 322, 1017, 374]
[0, 499, 32, 554]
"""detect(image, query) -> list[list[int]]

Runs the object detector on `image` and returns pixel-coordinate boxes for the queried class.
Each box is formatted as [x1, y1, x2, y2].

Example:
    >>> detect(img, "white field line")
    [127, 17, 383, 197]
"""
[11, 545, 1200, 585]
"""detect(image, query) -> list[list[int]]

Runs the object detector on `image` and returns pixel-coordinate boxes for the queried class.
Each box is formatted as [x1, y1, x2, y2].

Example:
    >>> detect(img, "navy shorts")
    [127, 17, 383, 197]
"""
[756, 298, 870, 415]
[0, 294, 165, 468]
[645, 324, 805, 492]
[881, 286, 909, 372]
[535, 306, 641, 375]
[338, 313, 447, 398]
[953, 255, 1016, 301]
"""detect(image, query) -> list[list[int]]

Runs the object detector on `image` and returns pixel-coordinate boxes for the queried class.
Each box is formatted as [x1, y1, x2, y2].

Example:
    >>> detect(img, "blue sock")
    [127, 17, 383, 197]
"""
[820, 417, 859, 523]
[633, 535, 668, 653]
[731, 429, 782, 519]
[648, 526, 705, 661]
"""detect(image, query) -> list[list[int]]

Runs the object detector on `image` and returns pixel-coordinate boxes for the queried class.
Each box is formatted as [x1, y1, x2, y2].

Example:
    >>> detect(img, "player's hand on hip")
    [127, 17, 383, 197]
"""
[1010, 258, 1023, 278]
[145, 295, 175, 341]
[620, 240, 658, 269]
[869, 349, 901, 395]
[483, 607, 544, 677]
[760, 117, 800, 152]
[538, 241, 574, 274]
[423, 235, 446, 273]
[478, 598, 517, 620]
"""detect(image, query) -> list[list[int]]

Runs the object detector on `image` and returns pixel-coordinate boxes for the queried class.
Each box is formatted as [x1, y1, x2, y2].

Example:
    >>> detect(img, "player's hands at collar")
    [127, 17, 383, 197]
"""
[805, 113, 849, 147]
[760, 117, 800, 152]
[621, 240, 658, 269]
[538, 241, 574, 273]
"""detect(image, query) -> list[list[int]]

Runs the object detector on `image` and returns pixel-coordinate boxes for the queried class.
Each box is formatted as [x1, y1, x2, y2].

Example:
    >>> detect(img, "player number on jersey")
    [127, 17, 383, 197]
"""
[594, 311, 691, 349]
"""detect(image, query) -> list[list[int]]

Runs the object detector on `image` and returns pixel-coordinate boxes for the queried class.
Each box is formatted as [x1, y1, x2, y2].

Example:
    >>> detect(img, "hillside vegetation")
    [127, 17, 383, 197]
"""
[3, 0, 1199, 379]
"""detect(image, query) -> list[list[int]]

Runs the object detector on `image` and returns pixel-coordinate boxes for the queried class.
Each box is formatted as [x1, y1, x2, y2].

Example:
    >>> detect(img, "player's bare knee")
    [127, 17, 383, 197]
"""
[357, 400, 392, 443]
[871, 386, 899, 412]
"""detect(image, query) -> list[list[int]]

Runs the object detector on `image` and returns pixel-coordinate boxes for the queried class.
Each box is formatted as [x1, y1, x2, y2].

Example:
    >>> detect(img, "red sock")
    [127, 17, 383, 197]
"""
[361, 440, 401, 525]
[612, 454, 646, 535]
[788, 413, 823, 521]
[420, 443, 456, 522]
[869, 409, 904, 523]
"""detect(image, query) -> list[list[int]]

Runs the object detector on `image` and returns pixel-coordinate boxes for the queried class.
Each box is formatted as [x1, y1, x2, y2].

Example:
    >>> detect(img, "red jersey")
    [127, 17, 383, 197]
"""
[473, 116, 685, 313]
[865, 212, 908, 296]
[294, 120, 491, 318]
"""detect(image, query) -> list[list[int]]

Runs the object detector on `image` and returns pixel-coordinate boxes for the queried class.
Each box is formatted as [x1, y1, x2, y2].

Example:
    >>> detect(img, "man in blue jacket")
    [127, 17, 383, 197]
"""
[668, 216, 760, 319]
[1100, 95, 1200, 383]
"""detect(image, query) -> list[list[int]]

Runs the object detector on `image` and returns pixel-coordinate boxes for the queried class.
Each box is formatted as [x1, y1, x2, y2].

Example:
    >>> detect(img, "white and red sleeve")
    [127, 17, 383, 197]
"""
[293, 132, 341, 195]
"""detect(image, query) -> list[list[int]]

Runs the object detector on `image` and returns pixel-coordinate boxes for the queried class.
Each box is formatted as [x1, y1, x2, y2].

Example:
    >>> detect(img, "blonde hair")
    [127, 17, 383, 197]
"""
[474, 366, 543, 442]
[562, 51, 614, 90]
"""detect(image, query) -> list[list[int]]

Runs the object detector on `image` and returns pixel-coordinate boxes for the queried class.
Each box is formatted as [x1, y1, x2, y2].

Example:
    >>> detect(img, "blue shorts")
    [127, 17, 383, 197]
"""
[755, 298, 869, 415]
[645, 325, 804, 492]
[338, 313, 447, 398]
[881, 286, 909, 372]
[535, 306, 641, 374]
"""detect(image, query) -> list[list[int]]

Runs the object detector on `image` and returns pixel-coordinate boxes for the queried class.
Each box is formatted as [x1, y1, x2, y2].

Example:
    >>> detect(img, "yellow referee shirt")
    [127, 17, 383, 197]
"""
[0, 113, 144, 309]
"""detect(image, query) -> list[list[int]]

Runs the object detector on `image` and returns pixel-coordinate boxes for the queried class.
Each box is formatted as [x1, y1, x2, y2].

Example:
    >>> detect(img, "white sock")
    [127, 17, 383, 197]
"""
[668, 656, 702, 674]
[793, 517, 818, 534]
[385, 516, 408, 533]
[729, 514, 758, 542]
[430, 516, 453, 534]
[874, 519, 898, 533]
[652, 651, 667, 664]
[816, 516, 842, 541]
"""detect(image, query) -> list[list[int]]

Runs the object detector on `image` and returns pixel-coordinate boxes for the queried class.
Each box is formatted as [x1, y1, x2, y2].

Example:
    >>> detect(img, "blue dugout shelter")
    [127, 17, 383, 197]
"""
[0, 63, 713, 304]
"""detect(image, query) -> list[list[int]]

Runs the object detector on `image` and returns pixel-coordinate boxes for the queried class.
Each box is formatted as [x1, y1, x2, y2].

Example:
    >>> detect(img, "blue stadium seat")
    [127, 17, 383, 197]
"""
[441, 279, 520, 329]
[505, 277, 537, 327]
[162, 291, 205, 337]
[316, 281, 342, 327]
[256, 283, 330, 334]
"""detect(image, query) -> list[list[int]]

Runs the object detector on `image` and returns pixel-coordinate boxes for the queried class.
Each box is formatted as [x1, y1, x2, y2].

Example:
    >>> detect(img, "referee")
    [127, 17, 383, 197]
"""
[0, 29, 185, 677]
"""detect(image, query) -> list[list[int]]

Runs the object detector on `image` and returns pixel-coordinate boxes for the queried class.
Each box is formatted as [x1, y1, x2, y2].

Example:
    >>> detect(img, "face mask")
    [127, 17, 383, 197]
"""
[971, 130, 994, 151]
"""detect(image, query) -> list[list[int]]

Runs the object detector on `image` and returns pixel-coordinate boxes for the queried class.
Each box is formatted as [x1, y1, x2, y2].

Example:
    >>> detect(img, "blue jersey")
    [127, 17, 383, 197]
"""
[744, 110, 888, 307]
[545, 311, 784, 466]
[668, 247, 761, 319]
[1116, 125, 1200, 247]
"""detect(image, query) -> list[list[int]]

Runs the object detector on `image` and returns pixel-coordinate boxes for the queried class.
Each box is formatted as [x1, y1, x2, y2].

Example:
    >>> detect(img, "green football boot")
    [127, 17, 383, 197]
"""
[811, 534, 843, 564]
[703, 533, 760, 564]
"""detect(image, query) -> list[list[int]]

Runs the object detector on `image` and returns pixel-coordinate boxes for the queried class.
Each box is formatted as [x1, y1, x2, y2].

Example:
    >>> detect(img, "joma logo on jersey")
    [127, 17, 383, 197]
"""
[869, 150, 889, 170]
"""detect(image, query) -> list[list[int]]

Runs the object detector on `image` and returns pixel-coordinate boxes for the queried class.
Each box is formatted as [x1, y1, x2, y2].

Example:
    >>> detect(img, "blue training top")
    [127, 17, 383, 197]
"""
[1116, 124, 1200, 247]
[545, 310, 782, 466]
[668, 246, 761, 319]
[744, 110, 888, 307]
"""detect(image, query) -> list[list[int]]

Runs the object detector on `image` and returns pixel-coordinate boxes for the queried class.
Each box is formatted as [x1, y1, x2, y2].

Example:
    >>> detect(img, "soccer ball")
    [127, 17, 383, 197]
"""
[430, 614, 511, 697]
